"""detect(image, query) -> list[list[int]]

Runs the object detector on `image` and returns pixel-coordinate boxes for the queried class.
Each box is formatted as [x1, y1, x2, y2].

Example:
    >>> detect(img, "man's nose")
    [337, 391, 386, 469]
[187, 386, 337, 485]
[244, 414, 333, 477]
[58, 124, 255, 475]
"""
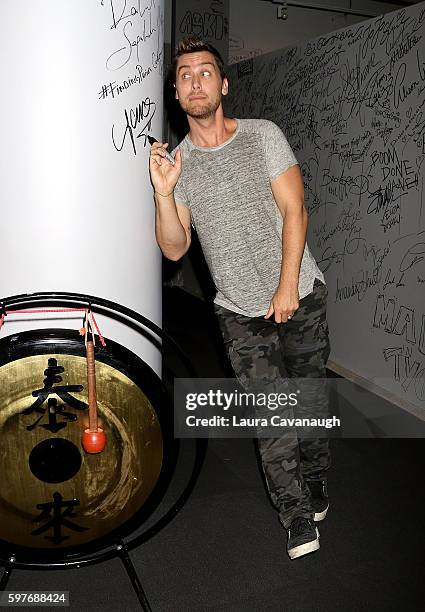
[191, 75, 201, 90]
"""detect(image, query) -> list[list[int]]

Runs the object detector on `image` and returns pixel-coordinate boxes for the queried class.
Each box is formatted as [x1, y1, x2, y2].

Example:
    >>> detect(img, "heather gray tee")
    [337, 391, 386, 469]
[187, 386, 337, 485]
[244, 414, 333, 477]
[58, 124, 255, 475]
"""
[173, 118, 325, 317]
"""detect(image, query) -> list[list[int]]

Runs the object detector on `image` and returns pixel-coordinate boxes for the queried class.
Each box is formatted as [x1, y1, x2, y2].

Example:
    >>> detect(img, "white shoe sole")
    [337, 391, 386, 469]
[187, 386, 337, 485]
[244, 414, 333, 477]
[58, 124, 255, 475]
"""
[288, 527, 320, 559]
[313, 504, 329, 522]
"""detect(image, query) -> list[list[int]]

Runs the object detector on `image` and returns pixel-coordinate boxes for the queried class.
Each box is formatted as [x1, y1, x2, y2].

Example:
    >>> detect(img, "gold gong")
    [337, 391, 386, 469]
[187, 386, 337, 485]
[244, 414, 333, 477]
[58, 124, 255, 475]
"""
[0, 354, 163, 549]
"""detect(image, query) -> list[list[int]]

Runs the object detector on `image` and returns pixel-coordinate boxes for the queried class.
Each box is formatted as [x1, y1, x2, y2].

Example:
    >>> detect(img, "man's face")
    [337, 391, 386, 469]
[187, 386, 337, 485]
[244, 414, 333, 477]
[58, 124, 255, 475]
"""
[175, 51, 228, 120]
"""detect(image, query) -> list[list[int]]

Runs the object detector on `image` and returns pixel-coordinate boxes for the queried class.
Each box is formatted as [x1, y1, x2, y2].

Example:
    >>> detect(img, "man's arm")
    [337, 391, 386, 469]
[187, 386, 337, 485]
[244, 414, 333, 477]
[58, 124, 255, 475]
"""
[155, 194, 192, 261]
[149, 142, 191, 261]
[264, 164, 308, 323]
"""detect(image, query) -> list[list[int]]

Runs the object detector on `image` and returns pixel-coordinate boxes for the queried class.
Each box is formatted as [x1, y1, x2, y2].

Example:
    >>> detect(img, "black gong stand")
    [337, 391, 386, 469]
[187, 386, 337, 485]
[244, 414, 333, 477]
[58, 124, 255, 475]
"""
[0, 291, 208, 611]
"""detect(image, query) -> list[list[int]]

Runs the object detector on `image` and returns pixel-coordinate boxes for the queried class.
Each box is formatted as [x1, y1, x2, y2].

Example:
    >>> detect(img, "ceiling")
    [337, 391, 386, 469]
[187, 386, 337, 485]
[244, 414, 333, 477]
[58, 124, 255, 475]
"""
[371, 0, 421, 5]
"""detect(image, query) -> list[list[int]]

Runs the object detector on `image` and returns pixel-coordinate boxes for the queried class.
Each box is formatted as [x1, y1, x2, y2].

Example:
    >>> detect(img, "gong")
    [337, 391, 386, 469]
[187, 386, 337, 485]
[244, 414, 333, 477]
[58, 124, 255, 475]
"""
[0, 329, 175, 559]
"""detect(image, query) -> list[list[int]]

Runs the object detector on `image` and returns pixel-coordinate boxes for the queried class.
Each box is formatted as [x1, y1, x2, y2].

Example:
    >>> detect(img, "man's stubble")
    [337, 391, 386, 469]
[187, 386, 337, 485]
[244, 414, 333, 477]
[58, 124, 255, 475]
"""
[179, 91, 221, 120]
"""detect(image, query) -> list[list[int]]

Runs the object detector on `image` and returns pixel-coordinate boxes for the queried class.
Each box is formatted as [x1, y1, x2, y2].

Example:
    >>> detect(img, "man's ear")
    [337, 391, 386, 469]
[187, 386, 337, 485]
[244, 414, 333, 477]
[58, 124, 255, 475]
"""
[222, 78, 228, 96]
[174, 83, 179, 100]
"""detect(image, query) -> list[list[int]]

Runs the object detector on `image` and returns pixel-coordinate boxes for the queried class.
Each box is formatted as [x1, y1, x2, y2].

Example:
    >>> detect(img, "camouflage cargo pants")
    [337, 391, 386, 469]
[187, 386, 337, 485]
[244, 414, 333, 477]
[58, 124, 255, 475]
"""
[214, 278, 331, 528]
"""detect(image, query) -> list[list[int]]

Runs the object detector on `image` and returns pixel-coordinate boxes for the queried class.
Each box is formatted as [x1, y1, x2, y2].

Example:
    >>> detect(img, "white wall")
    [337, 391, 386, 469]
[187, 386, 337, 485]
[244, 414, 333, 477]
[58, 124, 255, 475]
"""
[0, 1, 165, 373]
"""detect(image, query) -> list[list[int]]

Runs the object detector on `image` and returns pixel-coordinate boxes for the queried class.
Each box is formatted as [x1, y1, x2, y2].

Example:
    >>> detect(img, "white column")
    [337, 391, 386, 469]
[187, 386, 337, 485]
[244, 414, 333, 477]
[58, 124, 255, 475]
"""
[0, 1, 165, 373]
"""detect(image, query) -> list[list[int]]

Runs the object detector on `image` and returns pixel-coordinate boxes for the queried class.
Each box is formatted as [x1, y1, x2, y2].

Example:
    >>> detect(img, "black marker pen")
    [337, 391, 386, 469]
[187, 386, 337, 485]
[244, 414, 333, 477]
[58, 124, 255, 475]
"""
[147, 135, 176, 165]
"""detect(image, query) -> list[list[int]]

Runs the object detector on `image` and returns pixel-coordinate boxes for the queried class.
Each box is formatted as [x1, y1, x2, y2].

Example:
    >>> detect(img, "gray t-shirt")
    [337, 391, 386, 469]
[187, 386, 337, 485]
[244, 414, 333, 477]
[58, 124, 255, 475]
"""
[173, 118, 325, 317]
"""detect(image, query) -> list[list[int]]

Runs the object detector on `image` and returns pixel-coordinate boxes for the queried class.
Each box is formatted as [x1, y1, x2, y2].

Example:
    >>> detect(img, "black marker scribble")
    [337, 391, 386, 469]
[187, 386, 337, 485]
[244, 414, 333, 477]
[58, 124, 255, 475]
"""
[105, 0, 159, 71]
[111, 96, 156, 155]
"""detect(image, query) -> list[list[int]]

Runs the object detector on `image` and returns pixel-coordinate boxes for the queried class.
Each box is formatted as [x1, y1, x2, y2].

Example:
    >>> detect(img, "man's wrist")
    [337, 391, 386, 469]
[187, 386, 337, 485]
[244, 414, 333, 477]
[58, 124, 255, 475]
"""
[278, 277, 299, 291]
[155, 189, 174, 198]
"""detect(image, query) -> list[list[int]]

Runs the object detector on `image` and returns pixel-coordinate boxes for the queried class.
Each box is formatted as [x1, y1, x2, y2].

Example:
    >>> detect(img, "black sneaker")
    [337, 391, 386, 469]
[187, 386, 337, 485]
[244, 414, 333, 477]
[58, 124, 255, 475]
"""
[307, 479, 329, 522]
[287, 517, 320, 559]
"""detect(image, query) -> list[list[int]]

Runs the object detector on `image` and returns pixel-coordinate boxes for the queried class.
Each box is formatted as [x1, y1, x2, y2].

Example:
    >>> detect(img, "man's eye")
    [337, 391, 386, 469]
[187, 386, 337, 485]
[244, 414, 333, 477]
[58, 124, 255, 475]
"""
[202, 71, 211, 77]
[182, 74, 191, 79]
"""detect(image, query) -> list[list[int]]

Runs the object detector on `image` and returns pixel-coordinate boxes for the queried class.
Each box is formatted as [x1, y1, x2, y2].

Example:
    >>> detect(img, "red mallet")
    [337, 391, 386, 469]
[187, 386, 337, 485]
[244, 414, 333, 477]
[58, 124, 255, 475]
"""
[82, 339, 106, 454]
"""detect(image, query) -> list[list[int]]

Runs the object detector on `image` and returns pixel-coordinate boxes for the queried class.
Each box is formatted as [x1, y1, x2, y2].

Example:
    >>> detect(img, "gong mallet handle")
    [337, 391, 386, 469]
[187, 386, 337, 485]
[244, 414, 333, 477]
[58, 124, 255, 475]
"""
[82, 339, 106, 454]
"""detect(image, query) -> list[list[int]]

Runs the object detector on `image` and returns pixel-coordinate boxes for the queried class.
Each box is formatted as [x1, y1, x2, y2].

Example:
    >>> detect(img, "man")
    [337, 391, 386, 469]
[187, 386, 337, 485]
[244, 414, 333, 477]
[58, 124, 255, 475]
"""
[149, 36, 331, 560]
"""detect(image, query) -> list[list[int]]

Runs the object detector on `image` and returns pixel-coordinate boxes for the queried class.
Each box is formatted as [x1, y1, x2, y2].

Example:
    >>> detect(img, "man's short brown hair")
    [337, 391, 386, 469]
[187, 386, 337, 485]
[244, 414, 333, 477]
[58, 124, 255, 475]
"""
[172, 35, 226, 82]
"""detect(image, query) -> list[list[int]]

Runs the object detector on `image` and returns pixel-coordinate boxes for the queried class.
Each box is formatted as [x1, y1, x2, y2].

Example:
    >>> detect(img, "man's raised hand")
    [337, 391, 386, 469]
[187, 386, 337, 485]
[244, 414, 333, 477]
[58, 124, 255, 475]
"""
[149, 142, 182, 197]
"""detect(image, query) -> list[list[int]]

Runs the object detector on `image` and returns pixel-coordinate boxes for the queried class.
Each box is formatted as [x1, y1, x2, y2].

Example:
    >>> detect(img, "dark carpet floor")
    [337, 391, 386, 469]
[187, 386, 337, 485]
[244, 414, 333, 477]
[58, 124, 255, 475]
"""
[3, 287, 424, 611]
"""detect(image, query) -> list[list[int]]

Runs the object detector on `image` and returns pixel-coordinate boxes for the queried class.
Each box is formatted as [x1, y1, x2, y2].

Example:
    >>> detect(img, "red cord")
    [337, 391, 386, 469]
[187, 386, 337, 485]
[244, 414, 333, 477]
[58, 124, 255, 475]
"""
[5, 308, 86, 314]
[0, 306, 106, 347]
[89, 312, 106, 347]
